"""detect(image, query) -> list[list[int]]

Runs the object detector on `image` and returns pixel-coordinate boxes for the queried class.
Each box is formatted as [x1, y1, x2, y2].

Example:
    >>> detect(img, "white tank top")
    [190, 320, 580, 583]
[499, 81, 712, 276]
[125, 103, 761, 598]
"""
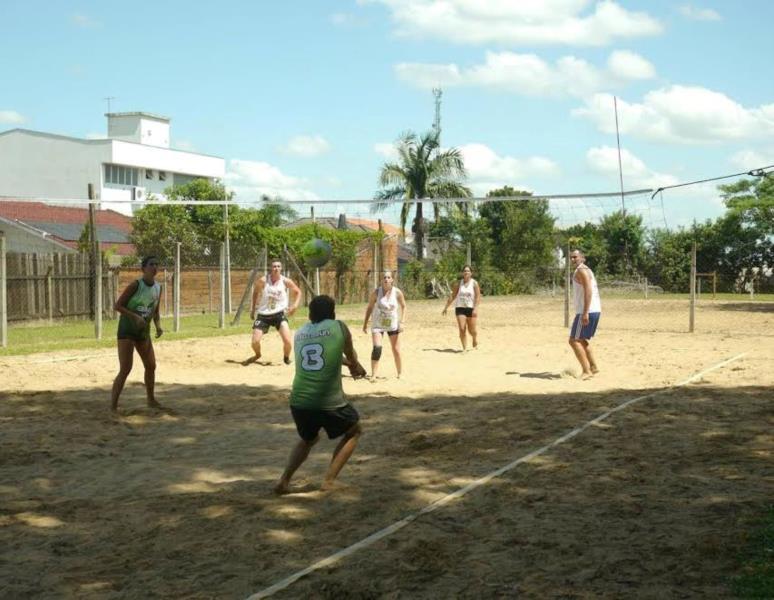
[573, 266, 601, 314]
[372, 286, 400, 331]
[257, 275, 289, 315]
[455, 278, 477, 308]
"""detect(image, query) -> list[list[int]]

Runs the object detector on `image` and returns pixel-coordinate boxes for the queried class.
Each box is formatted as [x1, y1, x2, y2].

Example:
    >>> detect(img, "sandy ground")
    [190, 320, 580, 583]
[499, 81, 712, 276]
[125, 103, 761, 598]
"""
[0, 296, 772, 599]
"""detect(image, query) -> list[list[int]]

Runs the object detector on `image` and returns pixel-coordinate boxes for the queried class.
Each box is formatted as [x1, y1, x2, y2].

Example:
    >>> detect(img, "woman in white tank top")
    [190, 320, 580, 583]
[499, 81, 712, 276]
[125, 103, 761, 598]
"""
[362, 271, 407, 379]
[442, 265, 481, 351]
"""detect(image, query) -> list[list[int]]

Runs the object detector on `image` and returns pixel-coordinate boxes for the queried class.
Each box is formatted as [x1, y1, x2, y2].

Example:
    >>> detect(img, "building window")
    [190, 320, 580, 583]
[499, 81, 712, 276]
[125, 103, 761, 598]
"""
[146, 169, 154, 180]
[158, 171, 167, 181]
[104, 164, 138, 186]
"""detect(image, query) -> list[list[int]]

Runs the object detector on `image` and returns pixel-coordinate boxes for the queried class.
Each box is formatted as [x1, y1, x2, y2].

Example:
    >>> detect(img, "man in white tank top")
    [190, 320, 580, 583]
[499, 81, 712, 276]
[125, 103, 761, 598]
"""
[243, 259, 301, 365]
[568, 249, 601, 379]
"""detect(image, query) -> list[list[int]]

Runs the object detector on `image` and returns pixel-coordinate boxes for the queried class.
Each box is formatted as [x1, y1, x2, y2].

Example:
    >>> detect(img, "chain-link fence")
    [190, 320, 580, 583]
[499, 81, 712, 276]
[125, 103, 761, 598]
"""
[1, 238, 772, 352]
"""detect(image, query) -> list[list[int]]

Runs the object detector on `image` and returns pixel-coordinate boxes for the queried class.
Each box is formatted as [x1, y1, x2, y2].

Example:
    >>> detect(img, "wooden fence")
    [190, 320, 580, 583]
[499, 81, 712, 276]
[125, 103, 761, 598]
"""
[6, 252, 118, 323]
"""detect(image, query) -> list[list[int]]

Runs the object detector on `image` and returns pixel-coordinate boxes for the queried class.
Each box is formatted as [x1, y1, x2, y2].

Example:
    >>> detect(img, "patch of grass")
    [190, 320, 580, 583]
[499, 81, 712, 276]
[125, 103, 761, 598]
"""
[732, 506, 774, 598]
[0, 313, 364, 357]
[0, 313, 261, 357]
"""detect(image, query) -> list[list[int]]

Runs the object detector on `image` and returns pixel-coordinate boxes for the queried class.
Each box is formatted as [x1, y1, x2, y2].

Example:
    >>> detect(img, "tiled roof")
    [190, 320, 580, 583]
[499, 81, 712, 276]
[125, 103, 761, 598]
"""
[0, 201, 134, 254]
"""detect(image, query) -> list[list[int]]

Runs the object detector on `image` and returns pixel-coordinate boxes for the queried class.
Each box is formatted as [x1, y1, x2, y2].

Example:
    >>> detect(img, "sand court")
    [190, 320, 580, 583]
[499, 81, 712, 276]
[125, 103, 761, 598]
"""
[1, 296, 772, 598]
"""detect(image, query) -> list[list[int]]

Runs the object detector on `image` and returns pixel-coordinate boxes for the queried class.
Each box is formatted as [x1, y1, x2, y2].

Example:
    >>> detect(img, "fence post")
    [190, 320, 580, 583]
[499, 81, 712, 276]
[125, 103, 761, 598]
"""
[207, 270, 213, 313]
[689, 241, 696, 333]
[644, 277, 648, 299]
[174, 242, 181, 332]
[46, 266, 54, 322]
[219, 242, 226, 329]
[564, 243, 571, 328]
[0, 233, 7, 347]
[94, 252, 103, 339]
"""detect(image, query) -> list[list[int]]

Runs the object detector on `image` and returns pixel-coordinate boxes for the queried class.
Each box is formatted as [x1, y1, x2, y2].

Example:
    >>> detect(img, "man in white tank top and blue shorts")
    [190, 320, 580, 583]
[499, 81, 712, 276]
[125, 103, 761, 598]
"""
[568, 249, 601, 380]
[362, 271, 407, 379]
[243, 259, 301, 365]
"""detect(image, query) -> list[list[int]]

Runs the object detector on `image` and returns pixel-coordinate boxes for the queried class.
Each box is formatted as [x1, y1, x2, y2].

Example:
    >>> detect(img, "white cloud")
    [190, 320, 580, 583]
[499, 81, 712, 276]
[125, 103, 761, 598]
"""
[0, 110, 26, 124]
[678, 5, 721, 21]
[730, 149, 773, 170]
[460, 143, 560, 195]
[330, 12, 368, 26]
[362, 0, 662, 46]
[395, 50, 655, 97]
[71, 14, 100, 28]
[225, 159, 319, 201]
[374, 142, 399, 161]
[573, 87, 774, 144]
[279, 135, 331, 157]
[586, 146, 678, 190]
[606, 50, 655, 80]
[373, 140, 559, 194]
[173, 139, 197, 152]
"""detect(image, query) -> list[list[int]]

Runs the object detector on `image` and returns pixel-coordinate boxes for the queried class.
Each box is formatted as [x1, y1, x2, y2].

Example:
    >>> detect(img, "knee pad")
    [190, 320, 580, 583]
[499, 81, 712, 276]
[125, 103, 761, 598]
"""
[371, 346, 383, 361]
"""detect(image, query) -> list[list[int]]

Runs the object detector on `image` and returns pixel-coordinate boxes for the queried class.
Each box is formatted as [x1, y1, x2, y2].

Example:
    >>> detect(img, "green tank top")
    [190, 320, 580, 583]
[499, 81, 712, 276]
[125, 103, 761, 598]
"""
[117, 278, 160, 339]
[290, 319, 346, 410]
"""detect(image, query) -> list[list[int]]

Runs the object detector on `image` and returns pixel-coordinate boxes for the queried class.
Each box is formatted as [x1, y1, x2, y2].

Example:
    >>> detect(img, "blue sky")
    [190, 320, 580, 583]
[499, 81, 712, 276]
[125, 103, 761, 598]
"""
[1, 1, 773, 229]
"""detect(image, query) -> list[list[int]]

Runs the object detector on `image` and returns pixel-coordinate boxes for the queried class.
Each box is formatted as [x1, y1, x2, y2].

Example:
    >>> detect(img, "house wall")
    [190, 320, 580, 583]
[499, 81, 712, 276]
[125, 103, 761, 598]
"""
[0, 131, 108, 199]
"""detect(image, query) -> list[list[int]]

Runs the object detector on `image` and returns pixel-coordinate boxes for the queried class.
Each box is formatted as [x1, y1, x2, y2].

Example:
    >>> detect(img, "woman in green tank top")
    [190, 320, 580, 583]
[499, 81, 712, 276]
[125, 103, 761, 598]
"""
[110, 256, 164, 413]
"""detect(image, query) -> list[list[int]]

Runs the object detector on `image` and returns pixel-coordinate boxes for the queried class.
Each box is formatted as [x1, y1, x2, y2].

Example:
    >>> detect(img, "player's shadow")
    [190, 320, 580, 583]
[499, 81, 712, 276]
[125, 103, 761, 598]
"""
[507, 371, 562, 379]
[423, 348, 465, 354]
[714, 302, 774, 313]
[225, 359, 277, 367]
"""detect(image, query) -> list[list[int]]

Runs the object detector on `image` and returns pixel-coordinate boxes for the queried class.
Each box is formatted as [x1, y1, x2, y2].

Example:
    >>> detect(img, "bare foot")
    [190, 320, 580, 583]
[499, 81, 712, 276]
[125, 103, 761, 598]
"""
[273, 480, 290, 495]
[580, 372, 594, 380]
[147, 399, 164, 410]
[283, 355, 291, 365]
[591, 366, 599, 374]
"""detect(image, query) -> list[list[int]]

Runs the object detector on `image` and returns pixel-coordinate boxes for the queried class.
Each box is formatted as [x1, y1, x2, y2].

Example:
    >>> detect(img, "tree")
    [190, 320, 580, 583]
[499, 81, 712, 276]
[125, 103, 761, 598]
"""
[374, 130, 471, 259]
[598, 210, 646, 277]
[480, 186, 532, 249]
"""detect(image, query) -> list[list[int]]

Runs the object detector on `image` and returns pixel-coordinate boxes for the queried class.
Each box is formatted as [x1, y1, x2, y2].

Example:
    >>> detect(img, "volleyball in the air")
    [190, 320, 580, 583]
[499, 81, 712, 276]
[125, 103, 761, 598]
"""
[302, 238, 332, 268]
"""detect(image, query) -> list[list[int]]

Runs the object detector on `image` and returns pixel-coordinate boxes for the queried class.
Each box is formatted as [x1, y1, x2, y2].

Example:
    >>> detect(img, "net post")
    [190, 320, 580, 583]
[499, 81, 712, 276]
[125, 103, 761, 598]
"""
[0, 232, 7, 348]
[564, 243, 570, 328]
[372, 239, 378, 290]
[94, 251, 103, 340]
[689, 241, 696, 333]
[219, 242, 226, 329]
[712, 271, 716, 299]
[644, 277, 648, 299]
[174, 242, 181, 332]
[466, 242, 471, 265]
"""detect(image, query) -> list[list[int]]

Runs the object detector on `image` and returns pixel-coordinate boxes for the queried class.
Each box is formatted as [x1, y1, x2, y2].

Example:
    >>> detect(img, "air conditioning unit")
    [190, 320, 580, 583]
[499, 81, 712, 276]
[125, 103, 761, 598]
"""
[132, 186, 147, 201]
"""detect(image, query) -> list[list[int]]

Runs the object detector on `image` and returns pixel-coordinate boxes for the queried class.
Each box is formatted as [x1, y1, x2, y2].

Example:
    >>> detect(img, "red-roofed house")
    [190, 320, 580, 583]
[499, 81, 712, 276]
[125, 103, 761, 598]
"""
[0, 200, 134, 264]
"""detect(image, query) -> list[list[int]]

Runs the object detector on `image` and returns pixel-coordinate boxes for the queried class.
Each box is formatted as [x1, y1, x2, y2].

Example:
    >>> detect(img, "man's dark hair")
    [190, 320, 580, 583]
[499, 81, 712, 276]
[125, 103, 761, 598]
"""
[141, 256, 158, 268]
[309, 295, 336, 323]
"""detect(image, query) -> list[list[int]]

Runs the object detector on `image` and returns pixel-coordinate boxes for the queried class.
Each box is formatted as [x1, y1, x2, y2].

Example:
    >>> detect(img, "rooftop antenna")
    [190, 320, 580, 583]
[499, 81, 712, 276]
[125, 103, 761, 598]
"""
[432, 87, 442, 144]
[104, 96, 116, 114]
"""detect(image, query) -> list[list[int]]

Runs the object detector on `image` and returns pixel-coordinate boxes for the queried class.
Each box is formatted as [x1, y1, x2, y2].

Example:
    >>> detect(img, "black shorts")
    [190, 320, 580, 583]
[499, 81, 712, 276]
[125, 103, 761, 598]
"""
[376, 329, 400, 337]
[455, 307, 474, 318]
[290, 404, 360, 441]
[253, 311, 287, 332]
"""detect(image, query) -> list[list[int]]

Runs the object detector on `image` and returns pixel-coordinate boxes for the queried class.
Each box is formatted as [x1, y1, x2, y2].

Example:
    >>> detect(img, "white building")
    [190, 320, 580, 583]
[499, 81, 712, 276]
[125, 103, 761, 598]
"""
[0, 112, 225, 214]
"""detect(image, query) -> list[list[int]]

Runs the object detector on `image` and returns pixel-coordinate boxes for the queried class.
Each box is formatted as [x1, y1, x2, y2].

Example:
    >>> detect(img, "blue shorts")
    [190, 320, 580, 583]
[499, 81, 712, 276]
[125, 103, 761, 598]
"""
[570, 312, 600, 340]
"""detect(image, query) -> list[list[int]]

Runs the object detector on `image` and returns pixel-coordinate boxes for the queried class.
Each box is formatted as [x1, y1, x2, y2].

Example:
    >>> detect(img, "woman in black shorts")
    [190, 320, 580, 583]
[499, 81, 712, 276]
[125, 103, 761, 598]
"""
[110, 256, 164, 412]
[442, 265, 480, 351]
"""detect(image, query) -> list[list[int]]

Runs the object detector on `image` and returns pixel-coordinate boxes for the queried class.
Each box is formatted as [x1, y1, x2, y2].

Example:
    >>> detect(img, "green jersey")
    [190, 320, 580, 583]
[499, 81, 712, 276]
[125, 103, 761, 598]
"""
[290, 319, 346, 410]
[117, 278, 160, 340]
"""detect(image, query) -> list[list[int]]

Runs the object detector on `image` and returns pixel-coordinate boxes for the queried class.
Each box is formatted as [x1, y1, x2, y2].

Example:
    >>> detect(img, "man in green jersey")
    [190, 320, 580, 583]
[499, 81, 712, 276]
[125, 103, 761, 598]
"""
[275, 295, 367, 494]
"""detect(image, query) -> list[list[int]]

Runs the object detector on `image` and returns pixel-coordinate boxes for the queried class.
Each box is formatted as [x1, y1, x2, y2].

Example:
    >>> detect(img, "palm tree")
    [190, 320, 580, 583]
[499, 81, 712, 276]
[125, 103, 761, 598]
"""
[375, 130, 471, 259]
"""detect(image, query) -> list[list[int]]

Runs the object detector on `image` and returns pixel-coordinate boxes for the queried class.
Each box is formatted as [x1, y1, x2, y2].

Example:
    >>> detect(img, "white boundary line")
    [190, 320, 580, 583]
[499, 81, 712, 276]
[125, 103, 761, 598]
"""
[247, 352, 748, 600]
[27, 353, 106, 364]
